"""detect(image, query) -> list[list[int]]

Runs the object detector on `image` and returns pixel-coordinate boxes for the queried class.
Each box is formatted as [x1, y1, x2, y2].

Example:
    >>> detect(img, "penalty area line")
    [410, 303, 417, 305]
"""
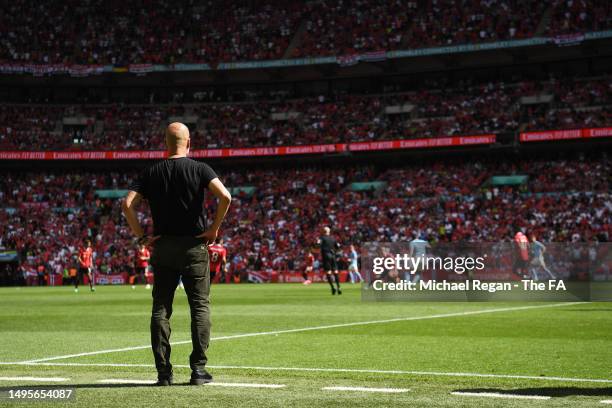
[323, 386, 409, 393]
[1, 361, 611, 384]
[451, 391, 551, 400]
[98, 379, 285, 388]
[98, 379, 154, 385]
[0, 376, 69, 382]
[19, 302, 578, 363]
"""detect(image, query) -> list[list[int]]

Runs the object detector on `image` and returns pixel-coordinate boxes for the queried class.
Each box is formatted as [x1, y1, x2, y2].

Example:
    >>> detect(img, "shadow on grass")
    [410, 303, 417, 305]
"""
[454, 387, 612, 398]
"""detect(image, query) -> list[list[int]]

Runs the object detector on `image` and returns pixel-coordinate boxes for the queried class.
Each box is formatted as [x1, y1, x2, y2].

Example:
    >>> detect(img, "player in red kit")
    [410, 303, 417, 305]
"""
[76, 239, 95, 292]
[132, 243, 151, 289]
[302, 251, 314, 285]
[208, 237, 227, 284]
[513, 231, 530, 279]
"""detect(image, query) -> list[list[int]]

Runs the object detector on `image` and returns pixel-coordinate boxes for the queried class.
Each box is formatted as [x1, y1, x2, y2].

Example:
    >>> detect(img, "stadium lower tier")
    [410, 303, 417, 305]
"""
[0, 153, 609, 284]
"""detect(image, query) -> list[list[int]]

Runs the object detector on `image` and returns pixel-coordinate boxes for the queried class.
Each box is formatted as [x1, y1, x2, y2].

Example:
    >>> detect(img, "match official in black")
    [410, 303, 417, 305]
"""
[318, 226, 342, 295]
[122, 122, 231, 386]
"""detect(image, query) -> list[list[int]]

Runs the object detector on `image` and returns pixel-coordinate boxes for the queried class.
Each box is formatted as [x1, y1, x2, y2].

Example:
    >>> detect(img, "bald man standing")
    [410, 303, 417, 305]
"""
[122, 122, 231, 386]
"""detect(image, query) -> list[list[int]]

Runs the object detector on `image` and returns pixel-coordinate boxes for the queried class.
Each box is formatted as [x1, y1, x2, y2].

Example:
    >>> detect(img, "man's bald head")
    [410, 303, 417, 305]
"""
[165, 122, 190, 152]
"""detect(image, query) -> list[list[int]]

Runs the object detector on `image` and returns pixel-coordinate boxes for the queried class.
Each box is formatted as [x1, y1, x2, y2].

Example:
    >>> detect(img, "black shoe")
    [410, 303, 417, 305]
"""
[337, 288, 342, 295]
[331, 287, 336, 295]
[190, 369, 213, 385]
[154, 373, 173, 386]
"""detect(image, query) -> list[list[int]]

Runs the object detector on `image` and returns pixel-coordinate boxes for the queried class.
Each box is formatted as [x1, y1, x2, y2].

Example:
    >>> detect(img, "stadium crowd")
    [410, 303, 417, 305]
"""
[0, 75, 610, 150]
[293, 0, 547, 57]
[1, 154, 609, 284]
[0, 0, 300, 65]
[1, 0, 610, 65]
[547, 0, 612, 35]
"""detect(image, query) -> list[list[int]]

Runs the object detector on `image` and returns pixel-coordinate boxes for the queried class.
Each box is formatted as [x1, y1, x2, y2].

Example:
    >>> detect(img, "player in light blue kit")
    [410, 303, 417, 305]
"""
[530, 234, 555, 280]
[348, 245, 362, 283]
[408, 233, 431, 283]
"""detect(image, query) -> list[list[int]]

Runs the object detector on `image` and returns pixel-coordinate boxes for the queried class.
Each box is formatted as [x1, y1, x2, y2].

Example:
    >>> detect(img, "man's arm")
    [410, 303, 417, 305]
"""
[122, 191, 150, 241]
[197, 178, 232, 244]
[122, 190, 143, 237]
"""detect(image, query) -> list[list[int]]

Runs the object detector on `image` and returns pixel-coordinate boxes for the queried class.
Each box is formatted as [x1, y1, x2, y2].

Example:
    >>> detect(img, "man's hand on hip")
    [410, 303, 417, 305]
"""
[139, 235, 161, 246]
[197, 229, 218, 245]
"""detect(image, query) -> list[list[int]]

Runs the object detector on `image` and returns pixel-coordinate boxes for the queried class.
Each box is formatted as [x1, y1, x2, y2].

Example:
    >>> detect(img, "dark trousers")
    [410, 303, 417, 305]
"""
[150, 236, 211, 375]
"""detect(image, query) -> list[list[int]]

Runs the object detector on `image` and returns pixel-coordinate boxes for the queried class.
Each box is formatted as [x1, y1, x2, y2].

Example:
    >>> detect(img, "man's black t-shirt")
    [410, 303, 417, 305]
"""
[131, 157, 218, 236]
[320, 235, 338, 259]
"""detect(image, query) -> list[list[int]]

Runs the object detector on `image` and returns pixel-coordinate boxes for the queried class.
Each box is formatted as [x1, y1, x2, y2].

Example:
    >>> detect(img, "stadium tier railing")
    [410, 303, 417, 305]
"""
[520, 127, 612, 142]
[0, 135, 496, 160]
[0, 127, 611, 160]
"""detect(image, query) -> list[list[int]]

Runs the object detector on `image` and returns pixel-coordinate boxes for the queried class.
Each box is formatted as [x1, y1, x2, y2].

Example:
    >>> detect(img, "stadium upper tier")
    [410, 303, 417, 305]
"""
[0, 0, 610, 65]
[0, 75, 610, 150]
[1, 154, 609, 276]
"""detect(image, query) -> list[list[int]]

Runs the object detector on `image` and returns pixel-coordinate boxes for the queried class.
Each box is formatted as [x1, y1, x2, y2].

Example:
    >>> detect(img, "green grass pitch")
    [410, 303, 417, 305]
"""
[0, 284, 611, 407]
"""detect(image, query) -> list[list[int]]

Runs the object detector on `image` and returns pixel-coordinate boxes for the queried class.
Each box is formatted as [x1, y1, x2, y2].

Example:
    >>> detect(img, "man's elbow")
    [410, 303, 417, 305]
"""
[222, 191, 232, 204]
[121, 198, 130, 214]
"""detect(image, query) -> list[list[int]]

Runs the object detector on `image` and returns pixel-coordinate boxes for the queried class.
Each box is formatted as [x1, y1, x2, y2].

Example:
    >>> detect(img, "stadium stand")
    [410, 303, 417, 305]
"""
[1, 0, 610, 65]
[546, 0, 612, 35]
[0, 0, 301, 65]
[0, 0, 610, 287]
[0, 75, 610, 150]
[1, 154, 609, 283]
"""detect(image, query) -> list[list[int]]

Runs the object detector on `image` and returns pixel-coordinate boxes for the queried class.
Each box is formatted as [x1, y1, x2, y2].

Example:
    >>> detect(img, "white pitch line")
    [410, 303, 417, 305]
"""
[323, 386, 408, 393]
[98, 379, 285, 388]
[1, 361, 611, 384]
[0, 376, 69, 382]
[0, 362, 156, 368]
[20, 344, 153, 364]
[206, 382, 285, 389]
[99, 379, 154, 385]
[208, 365, 612, 384]
[601, 401, 612, 404]
[20, 302, 577, 363]
[451, 391, 551, 400]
